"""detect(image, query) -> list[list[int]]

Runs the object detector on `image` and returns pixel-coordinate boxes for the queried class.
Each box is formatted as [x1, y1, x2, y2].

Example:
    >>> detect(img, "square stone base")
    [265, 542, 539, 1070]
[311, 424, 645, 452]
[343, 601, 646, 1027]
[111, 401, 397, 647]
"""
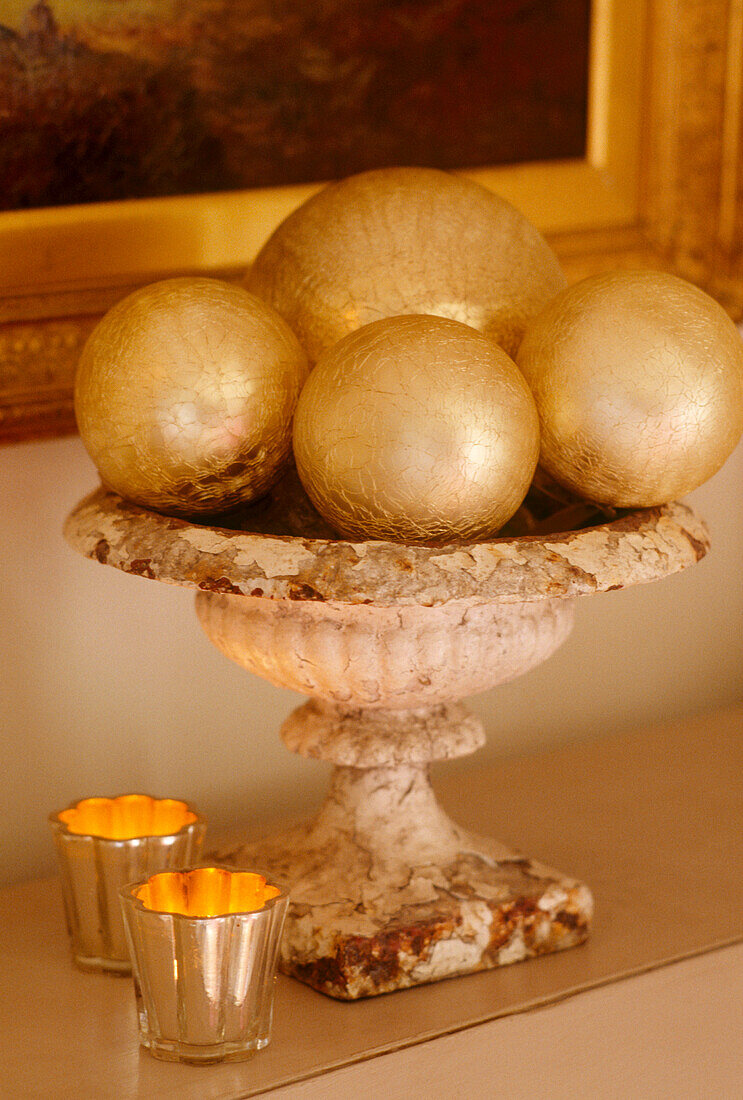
[221, 832, 592, 1000]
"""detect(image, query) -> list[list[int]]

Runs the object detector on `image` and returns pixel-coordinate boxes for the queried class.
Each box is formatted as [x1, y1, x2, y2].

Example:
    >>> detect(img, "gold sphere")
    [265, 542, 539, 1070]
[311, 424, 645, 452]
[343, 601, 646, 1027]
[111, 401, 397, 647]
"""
[292, 314, 540, 544]
[516, 270, 743, 507]
[247, 166, 565, 362]
[75, 277, 309, 516]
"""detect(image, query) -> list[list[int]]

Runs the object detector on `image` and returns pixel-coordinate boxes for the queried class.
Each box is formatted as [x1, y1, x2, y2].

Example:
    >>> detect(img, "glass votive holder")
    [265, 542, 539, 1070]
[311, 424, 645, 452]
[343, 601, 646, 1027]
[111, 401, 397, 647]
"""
[119, 866, 289, 1064]
[49, 794, 206, 974]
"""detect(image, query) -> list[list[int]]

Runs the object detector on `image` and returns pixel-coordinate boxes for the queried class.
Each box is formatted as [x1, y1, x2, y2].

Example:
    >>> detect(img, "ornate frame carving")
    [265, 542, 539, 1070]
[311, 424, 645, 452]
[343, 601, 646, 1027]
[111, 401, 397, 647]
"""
[1, 0, 741, 443]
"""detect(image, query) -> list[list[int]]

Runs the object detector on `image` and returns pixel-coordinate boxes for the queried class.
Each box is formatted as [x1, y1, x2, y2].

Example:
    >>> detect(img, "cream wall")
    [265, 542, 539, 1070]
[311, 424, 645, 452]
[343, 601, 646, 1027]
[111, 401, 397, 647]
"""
[2, 433, 742, 885]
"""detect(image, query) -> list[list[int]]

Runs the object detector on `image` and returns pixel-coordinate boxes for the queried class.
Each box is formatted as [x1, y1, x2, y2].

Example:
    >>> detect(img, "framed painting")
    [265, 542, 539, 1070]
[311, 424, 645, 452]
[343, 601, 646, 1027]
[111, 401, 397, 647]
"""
[1, 0, 741, 442]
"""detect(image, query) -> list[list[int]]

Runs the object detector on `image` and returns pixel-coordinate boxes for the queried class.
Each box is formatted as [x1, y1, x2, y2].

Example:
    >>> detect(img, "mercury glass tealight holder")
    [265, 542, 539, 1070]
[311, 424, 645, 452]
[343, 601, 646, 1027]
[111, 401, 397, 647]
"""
[49, 794, 206, 974]
[119, 866, 289, 1064]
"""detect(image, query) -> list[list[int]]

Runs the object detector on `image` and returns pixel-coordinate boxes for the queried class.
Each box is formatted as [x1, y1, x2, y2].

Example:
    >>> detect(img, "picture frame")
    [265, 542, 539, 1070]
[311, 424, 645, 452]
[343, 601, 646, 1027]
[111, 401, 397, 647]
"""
[1, 0, 741, 443]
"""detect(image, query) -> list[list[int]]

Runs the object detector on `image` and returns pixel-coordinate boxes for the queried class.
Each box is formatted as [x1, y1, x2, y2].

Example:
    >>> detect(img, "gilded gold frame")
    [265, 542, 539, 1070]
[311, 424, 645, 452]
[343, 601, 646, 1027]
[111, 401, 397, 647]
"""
[1, 0, 741, 443]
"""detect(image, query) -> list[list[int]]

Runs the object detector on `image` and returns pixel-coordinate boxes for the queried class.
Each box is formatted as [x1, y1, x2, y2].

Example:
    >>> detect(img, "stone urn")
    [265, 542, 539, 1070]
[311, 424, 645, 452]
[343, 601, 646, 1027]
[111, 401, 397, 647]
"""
[64, 475, 708, 999]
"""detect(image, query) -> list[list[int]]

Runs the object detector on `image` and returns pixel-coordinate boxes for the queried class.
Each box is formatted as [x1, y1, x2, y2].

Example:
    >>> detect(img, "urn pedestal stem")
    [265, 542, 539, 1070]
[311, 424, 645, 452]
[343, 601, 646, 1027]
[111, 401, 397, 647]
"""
[281, 700, 488, 868]
[218, 697, 593, 1000]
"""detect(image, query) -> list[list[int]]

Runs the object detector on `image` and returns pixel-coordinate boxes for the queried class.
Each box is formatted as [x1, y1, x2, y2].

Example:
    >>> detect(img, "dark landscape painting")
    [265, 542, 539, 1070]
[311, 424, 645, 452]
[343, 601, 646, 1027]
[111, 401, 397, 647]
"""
[0, 0, 591, 211]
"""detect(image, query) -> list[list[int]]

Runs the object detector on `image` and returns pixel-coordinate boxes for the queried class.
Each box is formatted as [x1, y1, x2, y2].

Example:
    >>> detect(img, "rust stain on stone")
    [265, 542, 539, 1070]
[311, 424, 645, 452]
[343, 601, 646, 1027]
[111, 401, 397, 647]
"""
[685, 531, 710, 561]
[487, 896, 539, 954]
[198, 576, 242, 595]
[128, 558, 155, 578]
[287, 582, 325, 601]
[93, 538, 110, 564]
[291, 955, 350, 998]
[290, 919, 452, 999]
[486, 893, 590, 961]
[555, 908, 583, 931]
[286, 890, 591, 999]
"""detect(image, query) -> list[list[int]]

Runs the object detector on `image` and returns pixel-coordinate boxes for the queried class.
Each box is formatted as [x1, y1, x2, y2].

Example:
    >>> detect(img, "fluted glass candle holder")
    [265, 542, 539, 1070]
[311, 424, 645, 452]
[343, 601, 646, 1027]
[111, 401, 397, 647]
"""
[119, 867, 289, 1064]
[49, 794, 206, 974]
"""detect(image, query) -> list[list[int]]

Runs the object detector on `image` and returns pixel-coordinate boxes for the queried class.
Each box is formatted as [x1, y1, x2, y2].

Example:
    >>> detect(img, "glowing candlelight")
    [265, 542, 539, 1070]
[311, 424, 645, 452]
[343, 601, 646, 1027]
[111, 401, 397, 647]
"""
[57, 794, 198, 840]
[135, 866, 281, 917]
[49, 794, 205, 973]
[120, 866, 288, 1063]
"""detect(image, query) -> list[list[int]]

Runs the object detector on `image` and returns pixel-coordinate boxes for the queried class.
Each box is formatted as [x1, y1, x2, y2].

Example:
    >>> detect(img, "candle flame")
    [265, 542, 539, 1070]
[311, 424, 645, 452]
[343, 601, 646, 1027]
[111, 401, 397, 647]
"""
[57, 795, 198, 840]
[134, 867, 281, 917]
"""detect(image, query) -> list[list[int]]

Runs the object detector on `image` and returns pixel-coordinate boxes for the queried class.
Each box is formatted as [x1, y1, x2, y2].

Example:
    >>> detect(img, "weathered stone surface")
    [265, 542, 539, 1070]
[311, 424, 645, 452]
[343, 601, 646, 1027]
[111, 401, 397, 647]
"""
[215, 759, 592, 999]
[194, 591, 576, 709]
[64, 485, 707, 999]
[281, 700, 485, 766]
[64, 486, 709, 607]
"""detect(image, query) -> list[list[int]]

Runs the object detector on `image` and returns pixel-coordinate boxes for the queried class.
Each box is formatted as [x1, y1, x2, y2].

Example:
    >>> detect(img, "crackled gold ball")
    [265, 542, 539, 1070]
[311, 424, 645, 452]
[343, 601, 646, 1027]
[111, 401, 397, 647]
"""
[247, 166, 566, 362]
[74, 277, 309, 516]
[293, 314, 540, 544]
[516, 270, 743, 507]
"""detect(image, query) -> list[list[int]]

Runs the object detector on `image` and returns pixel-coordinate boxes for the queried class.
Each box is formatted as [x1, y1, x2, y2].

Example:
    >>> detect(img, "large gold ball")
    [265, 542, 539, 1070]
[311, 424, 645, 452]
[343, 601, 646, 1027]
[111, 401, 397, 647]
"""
[293, 315, 540, 544]
[74, 277, 308, 516]
[247, 166, 565, 362]
[516, 270, 743, 507]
